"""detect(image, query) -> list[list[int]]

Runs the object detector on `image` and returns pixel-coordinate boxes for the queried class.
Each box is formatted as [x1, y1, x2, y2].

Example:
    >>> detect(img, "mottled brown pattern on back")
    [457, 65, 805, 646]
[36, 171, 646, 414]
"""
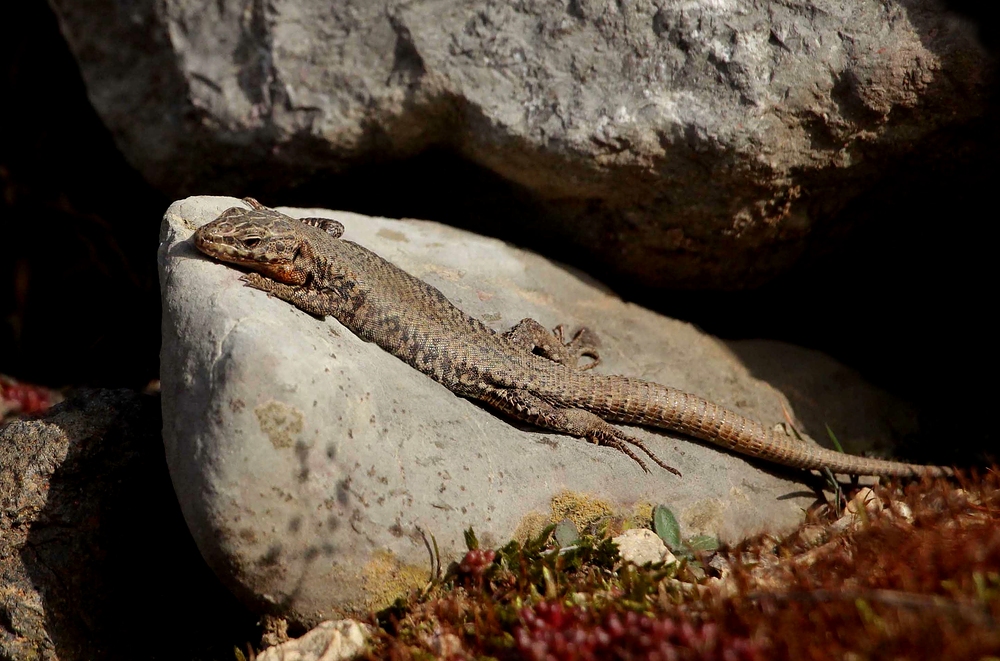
[194, 198, 950, 478]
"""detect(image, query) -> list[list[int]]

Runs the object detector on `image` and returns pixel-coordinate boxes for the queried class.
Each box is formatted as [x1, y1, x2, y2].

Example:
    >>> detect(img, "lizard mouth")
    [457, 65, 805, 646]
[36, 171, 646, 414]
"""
[193, 232, 290, 266]
[194, 230, 305, 284]
[194, 235, 244, 264]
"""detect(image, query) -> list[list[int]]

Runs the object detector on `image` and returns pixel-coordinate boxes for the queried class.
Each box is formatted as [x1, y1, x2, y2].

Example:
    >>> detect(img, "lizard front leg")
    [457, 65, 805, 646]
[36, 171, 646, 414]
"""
[476, 385, 679, 475]
[503, 318, 601, 370]
[240, 272, 346, 318]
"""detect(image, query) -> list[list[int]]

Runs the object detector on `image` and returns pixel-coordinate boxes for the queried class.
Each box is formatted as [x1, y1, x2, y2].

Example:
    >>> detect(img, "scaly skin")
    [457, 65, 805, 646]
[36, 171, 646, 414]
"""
[193, 198, 951, 478]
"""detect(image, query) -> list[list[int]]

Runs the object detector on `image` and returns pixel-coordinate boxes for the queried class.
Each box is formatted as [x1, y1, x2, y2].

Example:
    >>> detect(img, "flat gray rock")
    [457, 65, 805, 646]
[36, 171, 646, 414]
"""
[159, 196, 917, 622]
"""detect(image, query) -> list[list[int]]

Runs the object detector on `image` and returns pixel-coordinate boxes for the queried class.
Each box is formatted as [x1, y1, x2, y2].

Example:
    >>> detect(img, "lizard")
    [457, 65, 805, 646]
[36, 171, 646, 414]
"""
[193, 198, 951, 478]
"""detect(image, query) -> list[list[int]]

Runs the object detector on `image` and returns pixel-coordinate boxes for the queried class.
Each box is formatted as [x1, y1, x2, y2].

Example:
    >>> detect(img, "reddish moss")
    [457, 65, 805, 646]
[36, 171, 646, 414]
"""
[516, 601, 763, 661]
[364, 472, 1000, 661]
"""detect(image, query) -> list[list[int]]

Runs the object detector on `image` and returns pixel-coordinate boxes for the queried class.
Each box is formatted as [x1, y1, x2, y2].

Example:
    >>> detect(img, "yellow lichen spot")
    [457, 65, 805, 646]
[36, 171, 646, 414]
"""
[421, 263, 465, 282]
[513, 286, 553, 307]
[376, 228, 409, 243]
[681, 498, 727, 535]
[512, 510, 551, 544]
[728, 485, 751, 503]
[622, 501, 655, 530]
[549, 490, 614, 530]
[361, 550, 428, 611]
[255, 400, 304, 449]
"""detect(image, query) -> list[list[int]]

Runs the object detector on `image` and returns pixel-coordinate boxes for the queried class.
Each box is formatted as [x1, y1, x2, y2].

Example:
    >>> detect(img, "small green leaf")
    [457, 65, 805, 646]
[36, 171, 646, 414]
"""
[684, 535, 720, 553]
[542, 565, 558, 599]
[553, 519, 580, 547]
[653, 504, 682, 550]
[234, 647, 247, 661]
[430, 532, 442, 582]
[825, 424, 845, 453]
[464, 527, 479, 551]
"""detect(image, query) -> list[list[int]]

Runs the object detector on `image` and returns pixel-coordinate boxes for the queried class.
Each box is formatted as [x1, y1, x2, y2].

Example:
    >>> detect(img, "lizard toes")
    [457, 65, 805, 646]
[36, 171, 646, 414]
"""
[240, 272, 269, 291]
[567, 327, 602, 369]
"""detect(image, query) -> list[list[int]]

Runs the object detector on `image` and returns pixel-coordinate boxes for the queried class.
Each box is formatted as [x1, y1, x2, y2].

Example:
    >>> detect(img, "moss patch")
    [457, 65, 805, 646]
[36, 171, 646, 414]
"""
[512, 510, 551, 544]
[361, 550, 428, 612]
[549, 489, 614, 530]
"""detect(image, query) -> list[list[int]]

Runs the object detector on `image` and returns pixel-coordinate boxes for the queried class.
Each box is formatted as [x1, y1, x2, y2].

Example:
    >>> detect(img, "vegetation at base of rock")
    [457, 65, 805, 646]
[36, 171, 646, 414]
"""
[652, 504, 682, 550]
[653, 504, 719, 559]
[515, 602, 760, 661]
[360, 472, 1000, 660]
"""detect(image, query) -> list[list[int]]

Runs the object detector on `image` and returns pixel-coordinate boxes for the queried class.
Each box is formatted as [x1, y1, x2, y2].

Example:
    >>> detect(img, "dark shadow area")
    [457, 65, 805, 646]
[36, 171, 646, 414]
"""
[284, 146, 548, 247]
[0, 1, 168, 388]
[650, 113, 999, 470]
[944, 0, 1000, 52]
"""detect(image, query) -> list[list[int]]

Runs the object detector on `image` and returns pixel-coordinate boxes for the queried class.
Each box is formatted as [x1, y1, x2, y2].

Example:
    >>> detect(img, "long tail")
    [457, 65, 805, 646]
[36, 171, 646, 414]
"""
[574, 376, 951, 478]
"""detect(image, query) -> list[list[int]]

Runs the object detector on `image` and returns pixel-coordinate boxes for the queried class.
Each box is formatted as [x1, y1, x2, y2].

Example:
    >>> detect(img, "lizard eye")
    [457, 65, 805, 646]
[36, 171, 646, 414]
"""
[243, 237, 262, 249]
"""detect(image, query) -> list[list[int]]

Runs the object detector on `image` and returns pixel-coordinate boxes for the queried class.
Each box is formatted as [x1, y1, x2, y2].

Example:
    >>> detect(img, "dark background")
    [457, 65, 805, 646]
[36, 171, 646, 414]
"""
[1, 1, 996, 466]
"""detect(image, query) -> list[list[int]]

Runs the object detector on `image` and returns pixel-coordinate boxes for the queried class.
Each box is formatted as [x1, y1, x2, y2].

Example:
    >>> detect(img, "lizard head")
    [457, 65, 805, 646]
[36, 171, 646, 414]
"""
[194, 202, 344, 286]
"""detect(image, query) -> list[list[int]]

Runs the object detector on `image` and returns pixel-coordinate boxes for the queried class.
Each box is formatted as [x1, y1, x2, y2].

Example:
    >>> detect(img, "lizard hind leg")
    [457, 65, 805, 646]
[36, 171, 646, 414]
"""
[478, 386, 679, 476]
[563, 409, 682, 476]
[503, 318, 602, 370]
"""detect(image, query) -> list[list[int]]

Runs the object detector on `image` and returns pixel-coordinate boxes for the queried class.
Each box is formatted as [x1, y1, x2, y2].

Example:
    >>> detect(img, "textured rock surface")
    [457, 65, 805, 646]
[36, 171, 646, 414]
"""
[613, 528, 675, 567]
[160, 196, 921, 623]
[256, 620, 369, 661]
[51, 0, 990, 288]
[0, 389, 254, 661]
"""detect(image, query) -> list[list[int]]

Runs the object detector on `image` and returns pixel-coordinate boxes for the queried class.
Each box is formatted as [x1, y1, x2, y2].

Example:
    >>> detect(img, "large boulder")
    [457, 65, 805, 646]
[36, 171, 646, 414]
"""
[51, 0, 991, 288]
[159, 196, 922, 623]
